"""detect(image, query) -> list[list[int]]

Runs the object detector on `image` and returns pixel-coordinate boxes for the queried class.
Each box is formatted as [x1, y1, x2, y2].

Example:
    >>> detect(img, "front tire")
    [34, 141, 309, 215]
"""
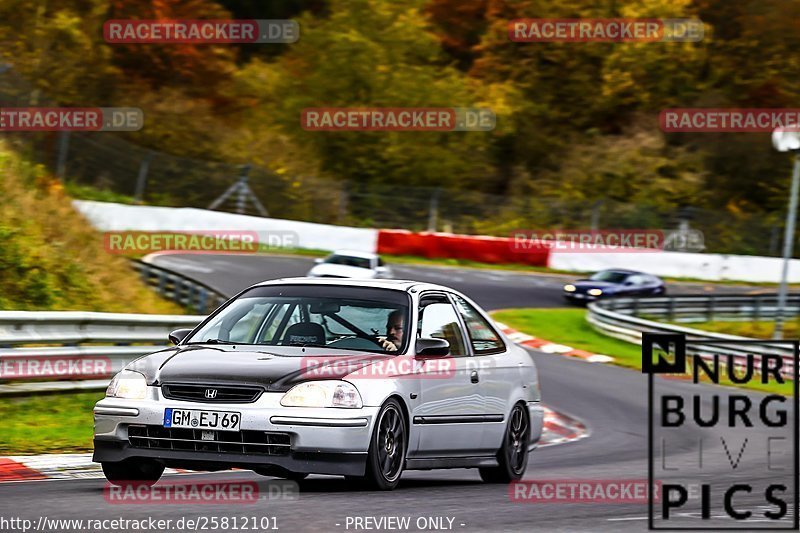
[479, 403, 530, 483]
[102, 459, 164, 486]
[352, 398, 407, 490]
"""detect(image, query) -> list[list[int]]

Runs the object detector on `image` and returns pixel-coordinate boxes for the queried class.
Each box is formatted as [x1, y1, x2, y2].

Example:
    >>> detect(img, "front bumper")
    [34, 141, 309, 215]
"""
[563, 291, 599, 302]
[93, 390, 380, 476]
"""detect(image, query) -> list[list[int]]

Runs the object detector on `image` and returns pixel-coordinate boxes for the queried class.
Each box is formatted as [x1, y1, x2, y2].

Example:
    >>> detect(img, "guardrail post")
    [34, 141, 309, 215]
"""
[158, 271, 167, 295]
[707, 296, 715, 322]
[173, 277, 183, 306]
[667, 297, 675, 322]
[754, 296, 761, 321]
[631, 298, 639, 317]
[185, 280, 192, 308]
[183, 279, 191, 308]
[198, 289, 208, 314]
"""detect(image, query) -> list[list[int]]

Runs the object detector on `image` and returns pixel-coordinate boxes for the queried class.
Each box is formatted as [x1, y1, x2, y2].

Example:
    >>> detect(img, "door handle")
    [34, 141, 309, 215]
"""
[470, 370, 479, 383]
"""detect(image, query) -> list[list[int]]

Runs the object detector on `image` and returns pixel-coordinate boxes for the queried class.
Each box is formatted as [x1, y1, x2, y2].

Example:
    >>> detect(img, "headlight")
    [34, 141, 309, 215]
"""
[588, 288, 603, 296]
[106, 370, 147, 399]
[564, 284, 576, 292]
[281, 380, 362, 408]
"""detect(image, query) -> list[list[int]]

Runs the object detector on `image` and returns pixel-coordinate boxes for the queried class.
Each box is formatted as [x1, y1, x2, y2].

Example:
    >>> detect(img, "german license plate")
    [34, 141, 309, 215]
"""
[163, 408, 241, 431]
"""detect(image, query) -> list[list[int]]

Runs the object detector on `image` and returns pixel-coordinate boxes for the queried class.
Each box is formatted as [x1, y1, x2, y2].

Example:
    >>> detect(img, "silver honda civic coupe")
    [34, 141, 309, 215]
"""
[93, 278, 544, 490]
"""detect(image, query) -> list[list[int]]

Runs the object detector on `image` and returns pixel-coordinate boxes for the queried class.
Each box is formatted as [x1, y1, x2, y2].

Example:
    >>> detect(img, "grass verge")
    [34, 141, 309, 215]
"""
[678, 319, 799, 339]
[492, 308, 793, 396]
[0, 391, 103, 455]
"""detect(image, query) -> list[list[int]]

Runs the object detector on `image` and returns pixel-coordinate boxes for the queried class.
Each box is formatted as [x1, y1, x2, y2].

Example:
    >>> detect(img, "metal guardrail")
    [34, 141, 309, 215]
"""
[0, 311, 205, 395]
[133, 259, 228, 314]
[587, 294, 797, 375]
[598, 293, 800, 323]
[0, 260, 231, 395]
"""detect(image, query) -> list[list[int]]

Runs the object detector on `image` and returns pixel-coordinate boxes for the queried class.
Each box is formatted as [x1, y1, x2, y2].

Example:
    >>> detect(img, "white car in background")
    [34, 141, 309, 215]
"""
[307, 251, 393, 279]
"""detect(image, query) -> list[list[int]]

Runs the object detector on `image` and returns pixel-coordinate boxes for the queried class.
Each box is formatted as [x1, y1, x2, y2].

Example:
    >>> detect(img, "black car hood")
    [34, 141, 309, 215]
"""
[127, 345, 395, 392]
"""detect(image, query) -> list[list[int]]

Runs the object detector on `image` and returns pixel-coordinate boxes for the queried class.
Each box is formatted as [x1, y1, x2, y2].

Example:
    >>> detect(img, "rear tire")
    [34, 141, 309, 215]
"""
[102, 459, 164, 486]
[479, 403, 530, 483]
[351, 398, 407, 490]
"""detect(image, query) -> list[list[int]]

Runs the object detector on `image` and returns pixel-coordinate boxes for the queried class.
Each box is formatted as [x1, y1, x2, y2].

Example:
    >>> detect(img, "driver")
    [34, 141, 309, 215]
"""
[379, 310, 405, 352]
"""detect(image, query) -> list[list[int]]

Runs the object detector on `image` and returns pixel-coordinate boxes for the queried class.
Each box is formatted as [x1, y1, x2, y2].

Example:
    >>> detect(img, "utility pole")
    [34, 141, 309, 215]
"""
[427, 188, 441, 232]
[771, 125, 800, 339]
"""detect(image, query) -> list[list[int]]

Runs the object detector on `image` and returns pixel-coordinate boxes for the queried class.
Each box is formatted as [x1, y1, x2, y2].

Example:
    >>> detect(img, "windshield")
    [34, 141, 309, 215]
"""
[186, 284, 410, 354]
[589, 271, 629, 284]
[324, 254, 372, 269]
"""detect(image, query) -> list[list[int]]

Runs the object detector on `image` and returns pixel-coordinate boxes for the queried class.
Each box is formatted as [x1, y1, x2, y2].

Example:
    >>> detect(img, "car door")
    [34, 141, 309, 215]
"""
[412, 292, 485, 457]
[620, 273, 643, 296]
[643, 275, 665, 295]
[450, 293, 516, 453]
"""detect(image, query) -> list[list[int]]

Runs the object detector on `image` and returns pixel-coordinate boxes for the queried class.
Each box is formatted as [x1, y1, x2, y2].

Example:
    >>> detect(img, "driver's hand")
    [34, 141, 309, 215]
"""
[378, 337, 398, 352]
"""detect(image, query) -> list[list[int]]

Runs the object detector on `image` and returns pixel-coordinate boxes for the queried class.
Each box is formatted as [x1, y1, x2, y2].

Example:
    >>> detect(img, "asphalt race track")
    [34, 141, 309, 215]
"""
[147, 253, 767, 310]
[0, 254, 793, 532]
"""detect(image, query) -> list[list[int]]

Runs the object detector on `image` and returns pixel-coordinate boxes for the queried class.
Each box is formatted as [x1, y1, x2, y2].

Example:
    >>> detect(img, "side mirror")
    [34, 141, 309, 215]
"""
[415, 337, 450, 356]
[314, 258, 324, 264]
[169, 328, 193, 345]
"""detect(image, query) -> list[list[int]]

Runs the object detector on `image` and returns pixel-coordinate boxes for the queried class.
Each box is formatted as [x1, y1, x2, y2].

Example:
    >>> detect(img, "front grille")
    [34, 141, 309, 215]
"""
[162, 384, 263, 403]
[128, 425, 291, 455]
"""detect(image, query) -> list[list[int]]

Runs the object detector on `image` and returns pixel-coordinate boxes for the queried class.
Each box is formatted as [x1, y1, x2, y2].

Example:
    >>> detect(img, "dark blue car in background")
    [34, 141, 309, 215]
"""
[563, 269, 666, 303]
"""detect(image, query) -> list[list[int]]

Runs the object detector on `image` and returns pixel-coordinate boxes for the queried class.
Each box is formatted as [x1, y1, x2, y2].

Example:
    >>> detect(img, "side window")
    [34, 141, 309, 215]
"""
[451, 295, 505, 355]
[418, 298, 467, 357]
[627, 274, 644, 285]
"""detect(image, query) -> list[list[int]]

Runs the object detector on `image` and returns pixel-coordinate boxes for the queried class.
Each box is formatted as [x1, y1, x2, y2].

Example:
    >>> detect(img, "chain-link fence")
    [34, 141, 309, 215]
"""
[0, 65, 783, 256]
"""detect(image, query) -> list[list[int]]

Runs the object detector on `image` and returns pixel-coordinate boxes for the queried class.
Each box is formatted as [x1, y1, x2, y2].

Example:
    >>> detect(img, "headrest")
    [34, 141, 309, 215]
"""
[283, 322, 326, 346]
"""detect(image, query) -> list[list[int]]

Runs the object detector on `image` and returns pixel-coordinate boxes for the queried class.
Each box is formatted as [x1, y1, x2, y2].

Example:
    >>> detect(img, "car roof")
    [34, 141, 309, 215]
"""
[250, 277, 456, 294]
[327, 250, 379, 259]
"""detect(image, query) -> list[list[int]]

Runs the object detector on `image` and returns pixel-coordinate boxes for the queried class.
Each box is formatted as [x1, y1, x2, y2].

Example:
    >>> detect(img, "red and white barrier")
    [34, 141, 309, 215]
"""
[73, 201, 800, 282]
[376, 230, 550, 266]
[73, 201, 378, 253]
[547, 248, 800, 283]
